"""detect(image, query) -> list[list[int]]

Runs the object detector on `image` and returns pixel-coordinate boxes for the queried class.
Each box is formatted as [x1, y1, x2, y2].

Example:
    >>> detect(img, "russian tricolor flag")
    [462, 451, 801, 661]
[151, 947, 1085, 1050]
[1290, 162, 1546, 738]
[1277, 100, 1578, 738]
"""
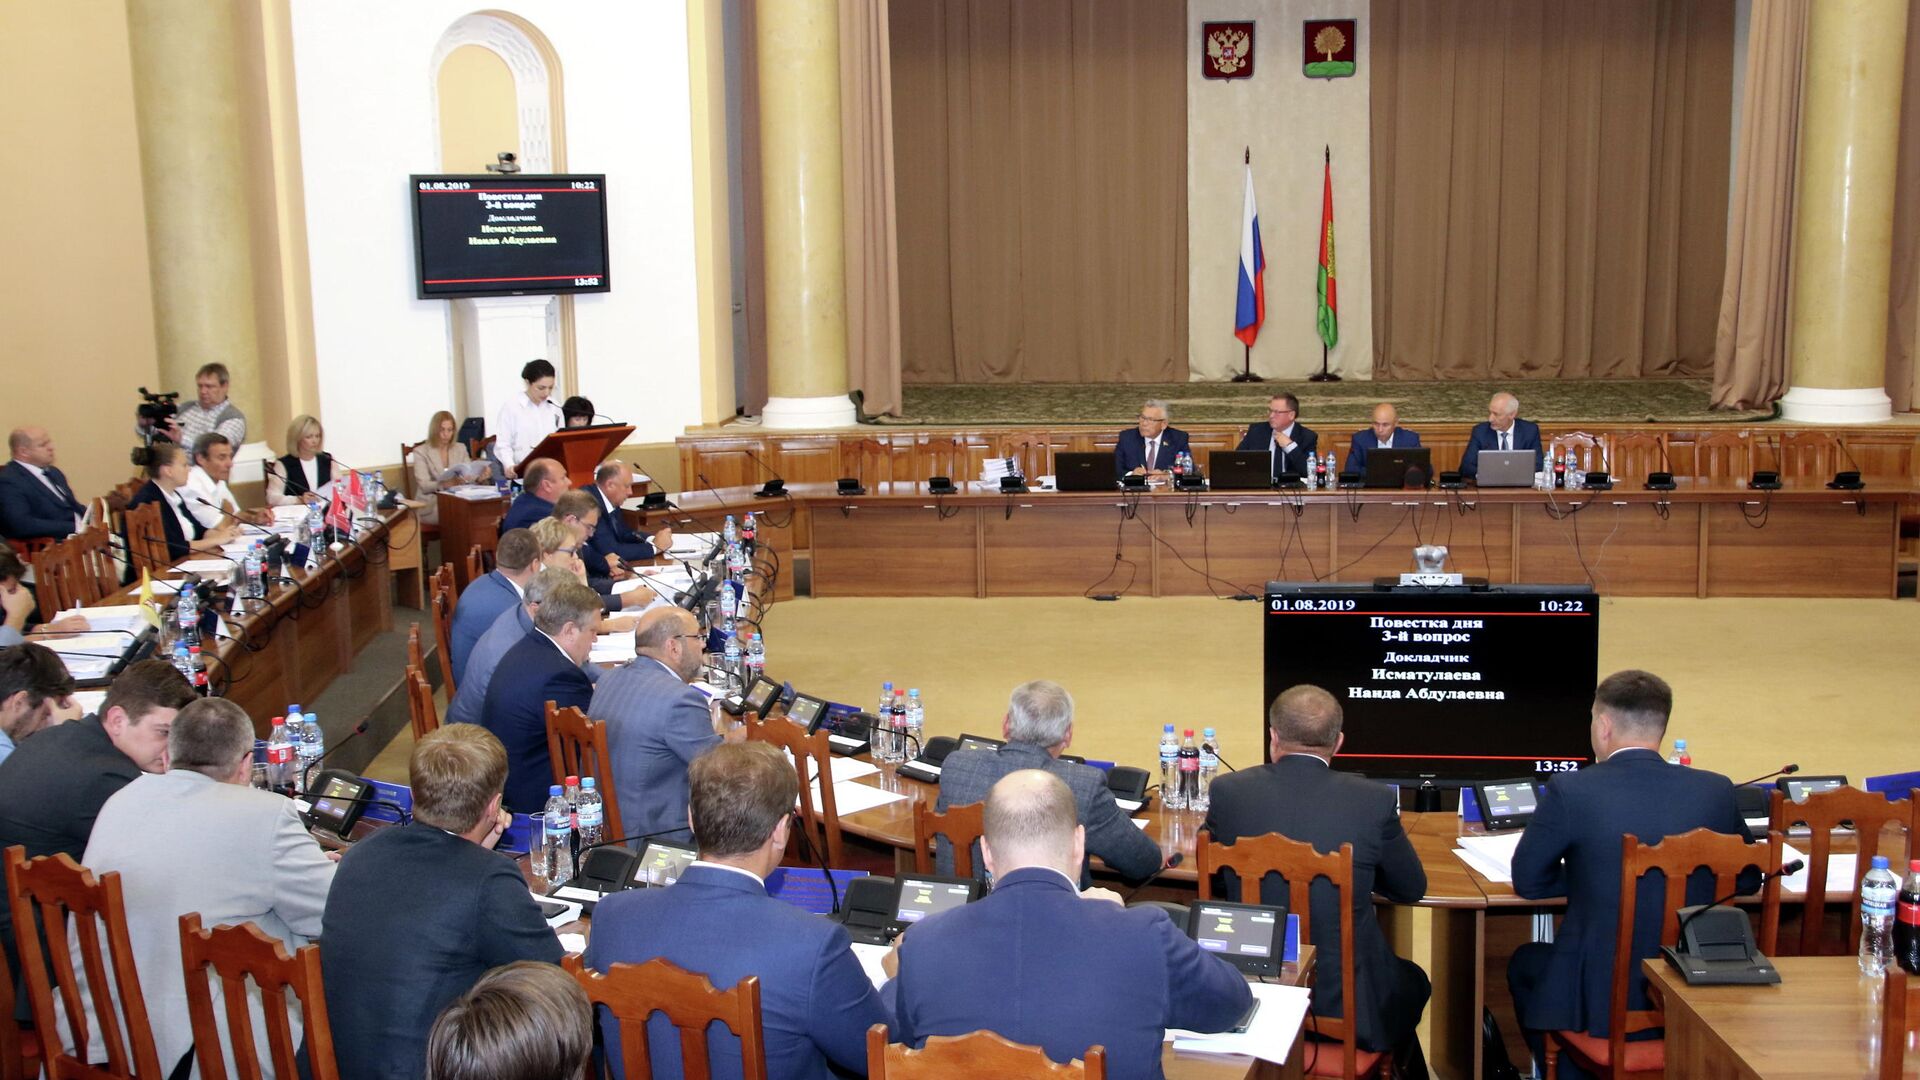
[1234, 161, 1265, 347]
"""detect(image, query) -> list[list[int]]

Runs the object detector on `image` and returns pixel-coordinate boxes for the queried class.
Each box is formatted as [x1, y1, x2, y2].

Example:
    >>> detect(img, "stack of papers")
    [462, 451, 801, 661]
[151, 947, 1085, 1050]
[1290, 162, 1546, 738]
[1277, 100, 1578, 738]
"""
[667, 532, 720, 559]
[1453, 832, 1524, 884]
[37, 633, 133, 680]
[174, 559, 234, 576]
[443, 484, 501, 502]
[1779, 845, 1860, 895]
[53, 606, 148, 635]
[979, 457, 1020, 485]
[1166, 983, 1313, 1065]
[588, 633, 637, 665]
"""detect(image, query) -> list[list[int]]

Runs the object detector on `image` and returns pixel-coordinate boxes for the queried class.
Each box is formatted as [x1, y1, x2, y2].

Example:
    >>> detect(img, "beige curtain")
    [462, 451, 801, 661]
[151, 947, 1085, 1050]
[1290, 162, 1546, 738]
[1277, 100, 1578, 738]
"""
[841, 0, 904, 417]
[1885, 0, 1920, 414]
[1371, 0, 1735, 381]
[1711, 0, 1807, 411]
[889, 0, 1188, 383]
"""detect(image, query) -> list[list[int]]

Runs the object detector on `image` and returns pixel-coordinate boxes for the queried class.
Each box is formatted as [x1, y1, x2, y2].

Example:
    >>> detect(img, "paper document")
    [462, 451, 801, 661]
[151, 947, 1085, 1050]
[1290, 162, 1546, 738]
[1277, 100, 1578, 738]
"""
[174, 560, 233, 575]
[53, 606, 147, 634]
[1453, 832, 1524, 884]
[1779, 845, 1860, 895]
[1167, 982, 1312, 1065]
[851, 942, 893, 989]
[824, 782, 910, 816]
[443, 485, 502, 502]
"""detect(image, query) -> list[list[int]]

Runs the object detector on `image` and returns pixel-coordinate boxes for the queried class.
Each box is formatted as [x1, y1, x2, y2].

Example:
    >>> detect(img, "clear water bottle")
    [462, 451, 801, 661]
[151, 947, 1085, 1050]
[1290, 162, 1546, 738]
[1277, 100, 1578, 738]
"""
[1303, 450, 1318, 489]
[904, 689, 925, 759]
[265, 718, 295, 792]
[297, 710, 325, 782]
[306, 501, 326, 546]
[727, 540, 747, 580]
[1324, 451, 1337, 485]
[577, 778, 605, 849]
[1158, 724, 1182, 810]
[1861, 855, 1898, 976]
[171, 640, 193, 682]
[746, 633, 766, 682]
[243, 542, 265, 598]
[1196, 727, 1219, 813]
[722, 514, 737, 546]
[1667, 738, 1688, 766]
[878, 681, 895, 727]
[1177, 729, 1201, 810]
[175, 585, 200, 647]
[542, 785, 571, 885]
[886, 690, 909, 764]
[284, 705, 305, 758]
[721, 622, 742, 686]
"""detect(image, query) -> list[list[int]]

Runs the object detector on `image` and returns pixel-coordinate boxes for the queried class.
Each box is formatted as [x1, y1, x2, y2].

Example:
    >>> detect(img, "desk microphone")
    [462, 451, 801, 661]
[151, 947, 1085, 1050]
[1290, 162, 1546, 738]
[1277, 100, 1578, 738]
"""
[1646, 437, 1677, 491]
[740, 449, 787, 498]
[299, 718, 373, 791]
[1121, 852, 1186, 902]
[1202, 741, 1238, 773]
[1830, 439, 1865, 490]
[558, 826, 701, 897]
[192, 497, 293, 582]
[1734, 763, 1799, 788]
[1672, 856, 1805, 948]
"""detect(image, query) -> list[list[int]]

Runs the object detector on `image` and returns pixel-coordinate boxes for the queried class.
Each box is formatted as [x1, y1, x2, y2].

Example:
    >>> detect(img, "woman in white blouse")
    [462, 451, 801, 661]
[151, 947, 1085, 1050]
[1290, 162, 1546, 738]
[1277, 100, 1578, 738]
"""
[494, 358, 563, 479]
[266, 414, 330, 507]
[409, 411, 476, 526]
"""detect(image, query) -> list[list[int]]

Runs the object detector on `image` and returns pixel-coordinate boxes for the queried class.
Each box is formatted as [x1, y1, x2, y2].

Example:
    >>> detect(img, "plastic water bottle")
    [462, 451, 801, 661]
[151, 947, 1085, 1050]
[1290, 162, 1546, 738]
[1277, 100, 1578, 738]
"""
[577, 778, 605, 849]
[742, 511, 757, 553]
[171, 640, 193, 682]
[284, 704, 305, 756]
[243, 543, 264, 598]
[1861, 856, 1899, 975]
[306, 501, 326, 546]
[878, 681, 895, 726]
[175, 585, 200, 647]
[297, 710, 325, 781]
[904, 689, 925, 759]
[727, 541, 747, 580]
[721, 622, 742, 686]
[542, 786, 571, 885]
[1303, 450, 1318, 489]
[722, 514, 737, 546]
[1667, 738, 1688, 766]
[746, 633, 766, 682]
[1196, 727, 1219, 812]
[1177, 729, 1201, 810]
[1158, 724, 1182, 810]
[887, 690, 909, 764]
[1324, 451, 1337, 485]
[265, 718, 295, 792]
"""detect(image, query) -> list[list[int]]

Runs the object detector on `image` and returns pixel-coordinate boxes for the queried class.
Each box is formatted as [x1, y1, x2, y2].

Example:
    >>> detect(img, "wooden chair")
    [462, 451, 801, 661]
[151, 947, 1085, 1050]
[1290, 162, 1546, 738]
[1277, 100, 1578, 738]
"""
[1543, 830, 1780, 1080]
[406, 666, 440, 742]
[545, 702, 626, 840]
[1196, 832, 1375, 1079]
[3, 846, 164, 1080]
[912, 801, 984, 877]
[178, 914, 339, 1080]
[1778, 430, 1840, 479]
[1882, 966, 1920, 1080]
[1547, 432, 1603, 474]
[847, 438, 894, 489]
[1689, 432, 1750, 481]
[399, 440, 440, 544]
[29, 540, 81, 615]
[867, 1025, 1105, 1078]
[1604, 433, 1669, 482]
[407, 622, 425, 676]
[919, 436, 968, 483]
[1765, 786, 1912, 956]
[122, 501, 170, 576]
[995, 433, 1056, 481]
[430, 576, 457, 699]
[562, 955, 767, 1080]
[745, 717, 844, 867]
[465, 545, 485, 586]
[0, 937, 37, 1080]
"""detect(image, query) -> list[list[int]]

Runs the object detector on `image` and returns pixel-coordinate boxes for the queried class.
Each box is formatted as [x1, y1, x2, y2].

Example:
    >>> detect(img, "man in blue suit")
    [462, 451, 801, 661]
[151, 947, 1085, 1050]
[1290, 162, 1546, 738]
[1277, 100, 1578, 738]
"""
[1235, 393, 1319, 479]
[592, 607, 743, 843]
[1508, 670, 1756, 1068]
[479, 579, 601, 812]
[584, 740, 891, 1080]
[0, 428, 85, 542]
[585, 461, 672, 563]
[448, 527, 540, 685]
[447, 568, 600, 729]
[1344, 403, 1423, 475]
[1112, 399, 1190, 478]
[895, 770, 1250, 1079]
[1459, 391, 1543, 478]
[500, 457, 566, 534]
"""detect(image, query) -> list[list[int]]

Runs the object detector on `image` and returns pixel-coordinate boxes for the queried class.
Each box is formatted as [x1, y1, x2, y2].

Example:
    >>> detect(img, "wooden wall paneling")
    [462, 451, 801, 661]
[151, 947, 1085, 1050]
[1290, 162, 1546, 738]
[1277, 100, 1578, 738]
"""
[1511, 499, 1700, 596]
[1703, 500, 1895, 597]
[1419, 495, 1515, 583]
[769, 438, 841, 485]
[809, 502, 978, 596]
[1777, 431, 1839, 478]
[980, 499, 1151, 596]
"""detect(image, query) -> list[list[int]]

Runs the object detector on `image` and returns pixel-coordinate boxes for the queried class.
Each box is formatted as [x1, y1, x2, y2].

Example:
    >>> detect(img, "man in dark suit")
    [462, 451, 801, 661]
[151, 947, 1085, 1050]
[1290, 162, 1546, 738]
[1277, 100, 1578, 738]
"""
[448, 568, 599, 729]
[1344, 403, 1423, 475]
[1113, 399, 1190, 478]
[936, 680, 1162, 886]
[1459, 391, 1544, 478]
[1203, 685, 1430, 1067]
[448, 527, 541, 685]
[585, 461, 672, 563]
[1235, 393, 1319, 479]
[0, 427, 85, 542]
[500, 457, 566, 534]
[592, 607, 742, 842]
[323, 724, 563, 1080]
[1507, 670, 1756, 1066]
[584, 741, 890, 1080]
[479, 580, 601, 813]
[896, 769, 1250, 1079]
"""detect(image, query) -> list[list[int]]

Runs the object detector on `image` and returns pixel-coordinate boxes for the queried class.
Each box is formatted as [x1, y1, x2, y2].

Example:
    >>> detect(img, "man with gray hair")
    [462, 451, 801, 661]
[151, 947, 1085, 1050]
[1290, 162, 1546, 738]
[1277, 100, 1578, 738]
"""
[1114, 399, 1190, 478]
[480, 579, 602, 812]
[1460, 390, 1543, 478]
[935, 680, 1161, 885]
[447, 567, 601, 729]
[78, 697, 337, 1076]
[895, 770, 1249, 1077]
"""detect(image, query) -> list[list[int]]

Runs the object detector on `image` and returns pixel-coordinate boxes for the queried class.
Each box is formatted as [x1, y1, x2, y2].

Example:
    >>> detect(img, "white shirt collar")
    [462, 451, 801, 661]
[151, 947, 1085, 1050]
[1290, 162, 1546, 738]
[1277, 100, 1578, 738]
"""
[1279, 750, 1332, 766]
[689, 859, 765, 886]
[504, 573, 526, 600]
[1607, 746, 1661, 761]
[19, 461, 49, 481]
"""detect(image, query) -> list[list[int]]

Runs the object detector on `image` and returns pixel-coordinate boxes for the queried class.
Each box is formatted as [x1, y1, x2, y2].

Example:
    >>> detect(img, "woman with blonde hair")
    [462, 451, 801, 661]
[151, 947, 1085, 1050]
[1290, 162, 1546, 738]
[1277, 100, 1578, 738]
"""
[266, 414, 330, 507]
[410, 410, 482, 526]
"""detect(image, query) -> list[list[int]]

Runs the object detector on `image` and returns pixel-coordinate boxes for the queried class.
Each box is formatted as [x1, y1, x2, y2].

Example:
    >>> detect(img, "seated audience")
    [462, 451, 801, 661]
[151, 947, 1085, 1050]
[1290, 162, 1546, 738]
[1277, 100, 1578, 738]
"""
[586, 461, 671, 563]
[1113, 398, 1189, 478]
[552, 490, 622, 583]
[936, 680, 1161, 885]
[561, 395, 596, 428]
[79, 696, 337, 1076]
[1508, 670, 1754, 1064]
[479, 579, 602, 813]
[1344, 403, 1423, 474]
[174, 361, 248, 447]
[531, 517, 643, 617]
[426, 961, 593, 1080]
[323, 724, 563, 1080]
[448, 527, 541, 685]
[1204, 684, 1430, 1067]
[1236, 393, 1319, 479]
[0, 426, 85, 542]
[1460, 392, 1543, 478]
[584, 741, 891, 1079]
[266, 414, 332, 507]
[448, 567, 599, 730]
[0, 547, 90, 647]
[411, 411, 485, 527]
[591, 607, 741, 843]
[495, 359, 563, 480]
[501, 457, 566, 534]
[125, 440, 240, 565]
[183, 431, 271, 530]
[0, 642, 79, 764]
[894, 770, 1251, 1077]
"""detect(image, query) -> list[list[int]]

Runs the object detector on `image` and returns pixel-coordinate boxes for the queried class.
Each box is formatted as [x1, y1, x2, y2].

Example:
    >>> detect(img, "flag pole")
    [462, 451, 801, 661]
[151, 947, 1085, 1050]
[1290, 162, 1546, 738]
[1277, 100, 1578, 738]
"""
[1233, 147, 1264, 383]
[1310, 144, 1341, 382]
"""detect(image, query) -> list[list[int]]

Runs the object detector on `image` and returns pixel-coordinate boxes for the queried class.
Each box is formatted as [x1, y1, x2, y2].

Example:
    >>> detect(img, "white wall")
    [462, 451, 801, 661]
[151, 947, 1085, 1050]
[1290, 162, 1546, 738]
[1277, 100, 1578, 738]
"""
[289, 1, 701, 468]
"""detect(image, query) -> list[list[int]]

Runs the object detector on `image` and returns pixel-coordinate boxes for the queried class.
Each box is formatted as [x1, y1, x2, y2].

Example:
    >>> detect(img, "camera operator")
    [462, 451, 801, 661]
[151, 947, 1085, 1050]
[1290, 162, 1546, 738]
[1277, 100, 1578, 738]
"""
[174, 363, 247, 448]
[134, 388, 181, 447]
[0, 427, 85, 544]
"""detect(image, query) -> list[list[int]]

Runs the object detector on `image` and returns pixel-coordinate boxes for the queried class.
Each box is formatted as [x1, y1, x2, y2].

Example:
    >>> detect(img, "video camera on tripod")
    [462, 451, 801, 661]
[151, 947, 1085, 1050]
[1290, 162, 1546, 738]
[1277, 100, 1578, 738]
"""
[133, 387, 181, 464]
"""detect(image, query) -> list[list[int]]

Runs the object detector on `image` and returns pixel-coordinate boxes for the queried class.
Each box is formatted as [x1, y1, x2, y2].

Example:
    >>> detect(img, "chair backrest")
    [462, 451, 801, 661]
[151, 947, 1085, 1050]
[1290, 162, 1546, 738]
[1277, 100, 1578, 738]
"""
[1767, 786, 1913, 955]
[406, 666, 439, 743]
[407, 623, 425, 675]
[545, 702, 626, 840]
[995, 434, 1055, 481]
[1605, 432, 1669, 481]
[430, 580, 457, 699]
[178, 914, 339, 1080]
[1778, 430, 1839, 478]
[122, 502, 169, 576]
[912, 801, 984, 877]
[465, 545, 485, 588]
[867, 1025, 1105, 1079]
[3, 846, 164, 1080]
[1546, 432, 1603, 470]
[399, 441, 423, 499]
[562, 955, 767, 1080]
[30, 540, 81, 615]
[848, 438, 892, 488]
[744, 717, 844, 867]
[1881, 966, 1920, 1080]
[73, 527, 120, 606]
[1690, 431, 1750, 481]
[919, 437, 968, 482]
[1606, 830, 1779, 1069]
[0, 934, 23, 1080]
[1196, 831, 1358, 1078]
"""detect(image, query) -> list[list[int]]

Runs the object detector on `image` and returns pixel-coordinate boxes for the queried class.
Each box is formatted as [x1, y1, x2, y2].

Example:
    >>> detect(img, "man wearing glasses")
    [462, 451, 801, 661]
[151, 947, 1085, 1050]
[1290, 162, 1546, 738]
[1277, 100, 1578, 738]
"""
[591, 606, 747, 843]
[1237, 392, 1320, 480]
[1113, 399, 1189, 479]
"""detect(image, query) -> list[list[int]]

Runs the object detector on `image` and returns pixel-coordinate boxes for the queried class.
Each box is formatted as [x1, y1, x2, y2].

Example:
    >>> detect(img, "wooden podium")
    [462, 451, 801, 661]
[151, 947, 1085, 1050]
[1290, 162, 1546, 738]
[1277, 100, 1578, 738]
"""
[519, 424, 634, 488]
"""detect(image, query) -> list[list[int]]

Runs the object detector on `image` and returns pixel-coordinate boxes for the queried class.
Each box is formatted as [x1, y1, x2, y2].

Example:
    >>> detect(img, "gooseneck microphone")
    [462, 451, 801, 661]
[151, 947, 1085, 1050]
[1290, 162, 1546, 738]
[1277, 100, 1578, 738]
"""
[299, 718, 373, 791]
[1733, 763, 1799, 788]
[1121, 852, 1187, 902]
[1673, 857, 1806, 947]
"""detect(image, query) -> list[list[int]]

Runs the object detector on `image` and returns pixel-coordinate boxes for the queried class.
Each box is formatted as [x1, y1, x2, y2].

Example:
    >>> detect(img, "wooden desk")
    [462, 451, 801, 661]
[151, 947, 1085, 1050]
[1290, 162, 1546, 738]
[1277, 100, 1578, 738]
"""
[386, 505, 426, 607]
[1645, 956, 1914, 1078]
[436, 491, 504, 591]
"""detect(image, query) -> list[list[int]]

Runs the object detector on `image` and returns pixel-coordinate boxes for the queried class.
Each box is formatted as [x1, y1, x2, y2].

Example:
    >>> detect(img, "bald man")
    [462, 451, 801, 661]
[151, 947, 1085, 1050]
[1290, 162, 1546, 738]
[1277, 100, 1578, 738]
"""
[0, 427, 85, 542]
[500, 458, 566, 534]
[1344, 403, 1423, 475]
[1459, 392, 1542, 479]
[590, 607, 745, 842]
[895, 770, 1250, 1079]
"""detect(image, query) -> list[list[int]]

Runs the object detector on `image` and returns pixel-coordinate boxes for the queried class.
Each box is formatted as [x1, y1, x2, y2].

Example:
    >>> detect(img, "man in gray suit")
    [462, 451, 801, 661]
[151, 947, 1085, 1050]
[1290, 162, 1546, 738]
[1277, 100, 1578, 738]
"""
[591, 607, 744, 843]
[446, 567, 601, 729]
[936, 680, 1163, 886]
[79, 697, 337, 1077]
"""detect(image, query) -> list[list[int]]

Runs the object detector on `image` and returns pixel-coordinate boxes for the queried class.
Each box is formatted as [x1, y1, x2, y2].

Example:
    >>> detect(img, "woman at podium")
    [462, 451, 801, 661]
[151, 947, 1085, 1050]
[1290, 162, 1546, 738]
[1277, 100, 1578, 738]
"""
[495, 358, 564, 479]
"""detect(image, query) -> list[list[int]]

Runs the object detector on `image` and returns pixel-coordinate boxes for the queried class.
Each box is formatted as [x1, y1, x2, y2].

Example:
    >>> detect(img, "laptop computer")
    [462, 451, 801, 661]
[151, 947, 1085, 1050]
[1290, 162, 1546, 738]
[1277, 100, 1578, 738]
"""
[1208, 450, 1272, 491]
[1054, 452, 1118, 492]
[1474, 449, 1538, 487]
[1364, 447, 1432, 489]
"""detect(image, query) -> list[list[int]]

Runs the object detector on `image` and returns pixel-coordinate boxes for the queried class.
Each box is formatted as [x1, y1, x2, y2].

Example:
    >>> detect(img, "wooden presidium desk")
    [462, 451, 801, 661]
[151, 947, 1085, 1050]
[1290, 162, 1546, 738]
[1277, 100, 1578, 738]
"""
[1645, 956, 1913, 1078]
